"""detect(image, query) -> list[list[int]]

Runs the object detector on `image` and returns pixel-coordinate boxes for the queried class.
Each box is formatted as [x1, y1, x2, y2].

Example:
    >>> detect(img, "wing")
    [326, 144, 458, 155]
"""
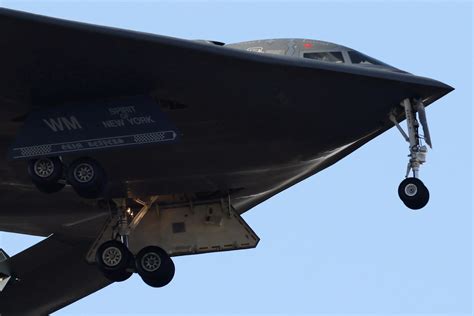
[0, 235, 111, 316]
[0, 8, 453, 214]
[0, 8, 451, 112]
[0, 8, 454, 313]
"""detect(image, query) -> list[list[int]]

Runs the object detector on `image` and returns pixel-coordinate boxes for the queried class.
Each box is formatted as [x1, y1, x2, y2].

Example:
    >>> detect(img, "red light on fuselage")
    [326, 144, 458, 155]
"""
[303, 43, 313, 48]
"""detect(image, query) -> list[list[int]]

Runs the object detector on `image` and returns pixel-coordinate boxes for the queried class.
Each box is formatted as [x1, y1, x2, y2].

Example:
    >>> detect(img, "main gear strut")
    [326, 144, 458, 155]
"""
[92, 197, 175, 286]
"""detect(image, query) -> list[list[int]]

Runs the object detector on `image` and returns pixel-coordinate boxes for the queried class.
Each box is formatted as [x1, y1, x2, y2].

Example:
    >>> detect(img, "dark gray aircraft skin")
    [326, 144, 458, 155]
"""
[0, 8, 453, 315]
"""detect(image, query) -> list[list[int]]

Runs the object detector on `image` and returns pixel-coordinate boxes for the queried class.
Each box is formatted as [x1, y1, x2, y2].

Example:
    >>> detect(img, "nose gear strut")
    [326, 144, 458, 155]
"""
[390, 98, 431, 210]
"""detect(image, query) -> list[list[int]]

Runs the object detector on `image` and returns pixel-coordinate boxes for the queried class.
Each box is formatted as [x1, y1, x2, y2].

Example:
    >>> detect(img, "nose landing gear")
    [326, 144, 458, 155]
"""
[397, 177, 430, 210]
[390, 98, 433, 210]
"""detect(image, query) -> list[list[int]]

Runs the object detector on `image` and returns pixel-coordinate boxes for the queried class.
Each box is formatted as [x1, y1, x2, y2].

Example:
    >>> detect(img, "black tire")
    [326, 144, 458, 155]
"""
[96, 240, 131, 274]
[406, 184, 430, 210]
[135, 246, 175, 288]
[32, 181, 66, 194]
[398, 177, 429, 210]
[67, 157, 107, 199]
[28, 157, 63, 184]
[141, 270, 175, 288]
[103, 269, 133, 282]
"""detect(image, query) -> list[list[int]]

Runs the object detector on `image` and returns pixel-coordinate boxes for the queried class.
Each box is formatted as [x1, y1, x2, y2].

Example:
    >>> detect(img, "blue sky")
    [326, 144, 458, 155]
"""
[0, 1, 472, 315]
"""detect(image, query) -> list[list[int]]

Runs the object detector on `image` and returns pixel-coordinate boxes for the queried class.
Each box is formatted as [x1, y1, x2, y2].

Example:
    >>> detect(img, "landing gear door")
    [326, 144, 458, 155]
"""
[8, 95, 180, 160]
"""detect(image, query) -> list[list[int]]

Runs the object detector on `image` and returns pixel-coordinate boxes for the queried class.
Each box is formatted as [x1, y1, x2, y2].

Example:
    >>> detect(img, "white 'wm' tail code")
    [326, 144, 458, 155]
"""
[43, 116, 83, 132]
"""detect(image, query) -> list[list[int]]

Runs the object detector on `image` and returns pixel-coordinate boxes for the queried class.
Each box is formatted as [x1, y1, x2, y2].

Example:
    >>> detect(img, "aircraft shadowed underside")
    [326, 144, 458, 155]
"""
[0, 8, 453, 315]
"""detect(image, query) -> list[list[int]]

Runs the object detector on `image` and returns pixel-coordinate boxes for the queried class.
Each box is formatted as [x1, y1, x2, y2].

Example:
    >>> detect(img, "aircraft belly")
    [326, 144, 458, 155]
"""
[0, 96, 382, 237]
[0, 90, 386, 200]
[0, 7, 452, 214]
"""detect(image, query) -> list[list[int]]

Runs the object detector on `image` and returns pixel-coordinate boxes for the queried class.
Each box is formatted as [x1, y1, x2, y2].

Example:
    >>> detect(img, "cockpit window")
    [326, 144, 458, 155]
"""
[303, 52, 344, 63]
[348, 51, 386, 66]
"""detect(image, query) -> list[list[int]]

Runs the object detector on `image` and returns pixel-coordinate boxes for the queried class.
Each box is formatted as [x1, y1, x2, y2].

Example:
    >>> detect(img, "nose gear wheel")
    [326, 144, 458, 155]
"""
[398, 177, 429, 210]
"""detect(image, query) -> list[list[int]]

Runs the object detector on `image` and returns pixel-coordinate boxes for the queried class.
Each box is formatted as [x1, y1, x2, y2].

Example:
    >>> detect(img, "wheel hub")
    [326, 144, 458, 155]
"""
[404, 183, 418, 197]
[34, 158, 54, 178]
[102, 246, 122, 267]
[141, 253, 162, 272]
[73, 163, 95, 183]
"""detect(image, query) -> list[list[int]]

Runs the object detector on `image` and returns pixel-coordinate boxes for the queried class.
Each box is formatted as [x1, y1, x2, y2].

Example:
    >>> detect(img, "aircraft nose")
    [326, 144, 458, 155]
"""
[408, 77, 454, 106]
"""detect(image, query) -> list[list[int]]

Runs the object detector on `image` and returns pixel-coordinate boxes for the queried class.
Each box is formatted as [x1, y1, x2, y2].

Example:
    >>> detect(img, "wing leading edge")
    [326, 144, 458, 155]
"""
[0, 8, 452, 112]
[0, 236, 111, 316]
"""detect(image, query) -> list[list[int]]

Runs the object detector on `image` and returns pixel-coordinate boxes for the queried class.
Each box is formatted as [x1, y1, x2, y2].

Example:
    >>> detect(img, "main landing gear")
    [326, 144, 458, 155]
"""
[94, 199, 175, 287]
[390, 98, 433, 210]
[95, 241, 175, 286]
[27, 156, 107, 198]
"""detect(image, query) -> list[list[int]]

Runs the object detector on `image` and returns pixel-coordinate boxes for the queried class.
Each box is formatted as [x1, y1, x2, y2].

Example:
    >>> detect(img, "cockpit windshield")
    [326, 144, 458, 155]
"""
[303, 52, 344, 63]
[347, 51, 387, 66]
